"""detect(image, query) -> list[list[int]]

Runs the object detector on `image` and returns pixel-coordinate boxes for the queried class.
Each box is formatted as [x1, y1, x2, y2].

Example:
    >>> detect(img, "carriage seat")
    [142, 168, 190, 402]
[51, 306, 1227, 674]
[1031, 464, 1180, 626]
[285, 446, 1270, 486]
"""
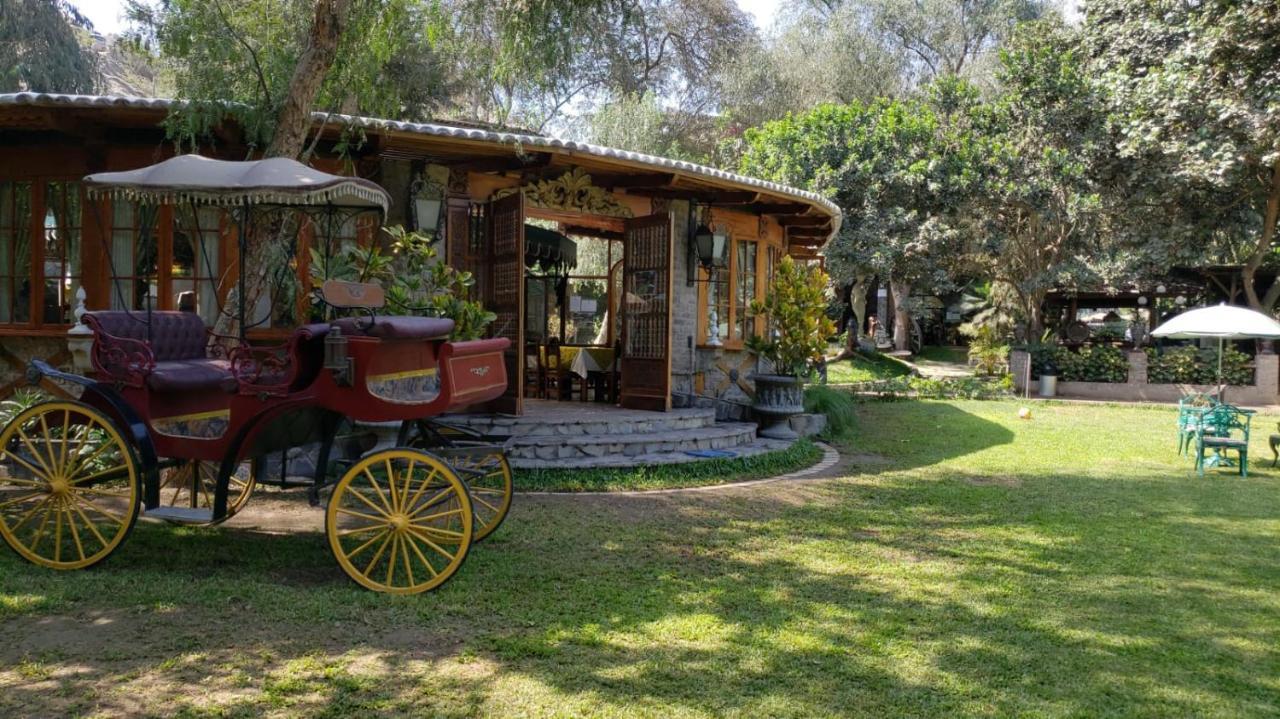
[83, 310, 237, 393]
[331, 315, 455, 341]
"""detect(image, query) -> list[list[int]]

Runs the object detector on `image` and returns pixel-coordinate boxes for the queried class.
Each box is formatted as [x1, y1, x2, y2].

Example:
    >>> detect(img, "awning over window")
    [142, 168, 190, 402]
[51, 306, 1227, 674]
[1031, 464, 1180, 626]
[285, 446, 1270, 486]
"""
[525, 224, 577, 275]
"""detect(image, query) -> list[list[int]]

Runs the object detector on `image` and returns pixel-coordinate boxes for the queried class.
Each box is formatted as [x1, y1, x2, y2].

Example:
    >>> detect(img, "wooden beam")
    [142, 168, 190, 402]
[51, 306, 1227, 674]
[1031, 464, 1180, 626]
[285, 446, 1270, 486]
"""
[787, 227, 831, 239]
[626, 188, 760, 204]
[778, 215, 831, 227]
[750, 203, 813, 215]
[595, 172, 677, 189]
[561, 224, 624, 240]
[446, 152, 552, 174]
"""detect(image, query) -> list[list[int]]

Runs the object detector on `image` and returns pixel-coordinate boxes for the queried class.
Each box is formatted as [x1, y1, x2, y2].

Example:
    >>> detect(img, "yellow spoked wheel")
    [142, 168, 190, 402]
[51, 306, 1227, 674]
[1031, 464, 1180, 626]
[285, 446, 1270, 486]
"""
[158, 459, 255, 524]
[447, 449, 513, 542]
[326, 449, 473, 594]
[0, 401, 139, 570]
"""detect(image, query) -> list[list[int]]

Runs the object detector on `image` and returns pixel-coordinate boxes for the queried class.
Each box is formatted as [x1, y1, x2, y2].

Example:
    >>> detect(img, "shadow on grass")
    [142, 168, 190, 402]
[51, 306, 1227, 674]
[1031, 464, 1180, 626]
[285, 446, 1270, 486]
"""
[835, 399, 1017, 471]
[0, 405, 1278, 716]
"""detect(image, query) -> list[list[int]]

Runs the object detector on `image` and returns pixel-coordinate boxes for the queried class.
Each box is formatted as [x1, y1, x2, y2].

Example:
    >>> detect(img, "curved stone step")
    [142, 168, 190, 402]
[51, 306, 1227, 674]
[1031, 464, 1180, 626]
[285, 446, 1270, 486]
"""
[505, 422, 758, 463]
[442, 404, 717, 438]
[512, 437, 793, 469]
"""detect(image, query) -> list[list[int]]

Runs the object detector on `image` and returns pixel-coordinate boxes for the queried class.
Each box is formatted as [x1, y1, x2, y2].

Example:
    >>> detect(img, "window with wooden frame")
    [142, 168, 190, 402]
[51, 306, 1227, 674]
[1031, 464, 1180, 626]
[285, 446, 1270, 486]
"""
[0, 179, 91, 330]
[707, 262, 730, 342]
[172, 205, 225, 326]
[698, 229, 784, 348]
[0, 181, 33, 324]
[733, 238, 758, 341]
[41, 181, 83, 325]
[108, 201, 160, 313]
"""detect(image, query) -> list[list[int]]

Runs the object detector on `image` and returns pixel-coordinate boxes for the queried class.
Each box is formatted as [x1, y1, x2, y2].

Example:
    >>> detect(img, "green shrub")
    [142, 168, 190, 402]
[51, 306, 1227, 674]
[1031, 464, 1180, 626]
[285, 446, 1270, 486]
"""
[803, 385, 857, 439]
[1056, 346, 1128, 383]
[963, 325, 1010, 376]
[1146, 346, 1253, 385]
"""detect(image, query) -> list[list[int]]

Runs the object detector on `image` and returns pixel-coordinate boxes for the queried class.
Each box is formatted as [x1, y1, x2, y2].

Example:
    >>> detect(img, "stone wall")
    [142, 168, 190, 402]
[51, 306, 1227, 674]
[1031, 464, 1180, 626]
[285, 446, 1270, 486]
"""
[669, 199, 698, 406]
[1010, 349, 1280, 406]
[0, 335, 82, 399]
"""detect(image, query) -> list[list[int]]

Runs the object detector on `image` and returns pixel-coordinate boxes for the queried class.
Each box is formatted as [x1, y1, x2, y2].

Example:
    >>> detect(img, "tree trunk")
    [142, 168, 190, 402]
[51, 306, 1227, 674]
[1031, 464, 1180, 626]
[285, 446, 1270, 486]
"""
[1246, 159, 1280, 313]
[265, 0, 354, 159]
[1026, 288, 1048, 341]
[850, 274, 870, 340]
[890, 279, 912, 352]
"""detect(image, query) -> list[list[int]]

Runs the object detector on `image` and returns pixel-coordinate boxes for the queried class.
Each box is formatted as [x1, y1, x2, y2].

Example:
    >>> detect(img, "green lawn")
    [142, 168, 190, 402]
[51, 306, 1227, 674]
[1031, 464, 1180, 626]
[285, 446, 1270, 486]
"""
[826, 351, 912, 383]
[915, 345, 969, 364]
[3, 399, 1280, 717]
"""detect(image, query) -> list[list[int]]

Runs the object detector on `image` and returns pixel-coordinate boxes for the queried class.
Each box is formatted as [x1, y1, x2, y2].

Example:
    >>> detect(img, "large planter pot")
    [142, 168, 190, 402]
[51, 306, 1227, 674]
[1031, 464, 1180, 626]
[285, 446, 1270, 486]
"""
[752, 373, 806, 440]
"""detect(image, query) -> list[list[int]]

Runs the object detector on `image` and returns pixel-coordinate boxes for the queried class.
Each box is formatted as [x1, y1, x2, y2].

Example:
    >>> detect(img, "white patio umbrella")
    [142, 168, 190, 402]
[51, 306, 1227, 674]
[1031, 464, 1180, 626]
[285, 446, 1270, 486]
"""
[1151, 303, 1280, 396]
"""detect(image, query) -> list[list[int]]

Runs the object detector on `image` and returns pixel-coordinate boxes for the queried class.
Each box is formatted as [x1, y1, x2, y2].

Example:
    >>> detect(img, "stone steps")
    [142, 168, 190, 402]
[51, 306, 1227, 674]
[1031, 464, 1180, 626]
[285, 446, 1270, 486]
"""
[504, 421, 759, 465]
[442, 405, 717, 438]
[512, 436, 794, 470]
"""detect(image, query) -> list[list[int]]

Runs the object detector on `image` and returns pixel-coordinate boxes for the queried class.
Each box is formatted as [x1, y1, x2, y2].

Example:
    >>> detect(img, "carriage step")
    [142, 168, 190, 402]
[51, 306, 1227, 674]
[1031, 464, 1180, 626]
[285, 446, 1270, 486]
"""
[144, 507, 216, 524]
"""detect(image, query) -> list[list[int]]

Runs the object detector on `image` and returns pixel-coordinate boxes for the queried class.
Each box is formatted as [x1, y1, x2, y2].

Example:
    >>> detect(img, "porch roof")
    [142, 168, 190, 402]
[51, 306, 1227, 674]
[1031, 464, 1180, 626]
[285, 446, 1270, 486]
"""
[0, 92, 842, 250]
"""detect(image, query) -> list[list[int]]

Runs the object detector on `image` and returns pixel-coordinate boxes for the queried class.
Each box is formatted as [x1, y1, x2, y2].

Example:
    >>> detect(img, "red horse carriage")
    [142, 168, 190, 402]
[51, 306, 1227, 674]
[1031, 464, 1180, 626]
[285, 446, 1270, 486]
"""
[0, 156, 511, 594]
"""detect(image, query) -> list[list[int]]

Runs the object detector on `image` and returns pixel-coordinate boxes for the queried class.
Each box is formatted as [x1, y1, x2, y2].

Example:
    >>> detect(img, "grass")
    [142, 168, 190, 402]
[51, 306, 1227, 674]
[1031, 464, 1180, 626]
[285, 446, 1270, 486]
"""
[825, 350, 912, 384]
[513, 439, 823, 492]
[3, 399, 1280, 716]
[915, 345, 969, 364]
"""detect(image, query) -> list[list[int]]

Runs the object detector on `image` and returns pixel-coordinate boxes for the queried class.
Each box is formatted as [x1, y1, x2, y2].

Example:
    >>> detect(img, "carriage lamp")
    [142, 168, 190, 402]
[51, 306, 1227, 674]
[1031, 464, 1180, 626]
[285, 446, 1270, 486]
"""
[687, 203, 728, 284]
[324, 325, 353, 386]
[409, 172, 445, 241]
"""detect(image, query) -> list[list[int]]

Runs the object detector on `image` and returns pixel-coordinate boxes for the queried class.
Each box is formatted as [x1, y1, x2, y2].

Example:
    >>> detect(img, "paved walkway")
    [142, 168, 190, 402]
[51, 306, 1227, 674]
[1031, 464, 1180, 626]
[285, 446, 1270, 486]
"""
[907, 348, 974, 379]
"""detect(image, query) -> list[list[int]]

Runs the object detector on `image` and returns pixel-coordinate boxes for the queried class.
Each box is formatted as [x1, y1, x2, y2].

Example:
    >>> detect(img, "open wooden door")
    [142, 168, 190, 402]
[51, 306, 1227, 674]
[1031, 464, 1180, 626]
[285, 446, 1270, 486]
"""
[619, 213, 674, 411]
[485, 192, 525, 414]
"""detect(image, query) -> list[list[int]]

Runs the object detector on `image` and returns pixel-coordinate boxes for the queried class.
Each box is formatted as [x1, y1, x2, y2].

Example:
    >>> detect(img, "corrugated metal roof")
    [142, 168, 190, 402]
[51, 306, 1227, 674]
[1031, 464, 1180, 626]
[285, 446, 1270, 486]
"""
[0, 92, 841, 240]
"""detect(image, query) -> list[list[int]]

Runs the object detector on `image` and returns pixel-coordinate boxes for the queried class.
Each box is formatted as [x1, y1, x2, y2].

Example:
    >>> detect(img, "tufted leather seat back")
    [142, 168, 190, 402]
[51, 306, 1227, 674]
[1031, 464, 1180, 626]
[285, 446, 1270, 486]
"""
[85, 311, 209, 361]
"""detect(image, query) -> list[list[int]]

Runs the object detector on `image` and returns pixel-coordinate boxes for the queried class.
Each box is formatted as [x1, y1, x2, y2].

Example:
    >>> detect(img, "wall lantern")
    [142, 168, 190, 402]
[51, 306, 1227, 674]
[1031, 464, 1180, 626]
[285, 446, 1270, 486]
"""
[687, 202, 728, 284]
[408, 168, 445, 242]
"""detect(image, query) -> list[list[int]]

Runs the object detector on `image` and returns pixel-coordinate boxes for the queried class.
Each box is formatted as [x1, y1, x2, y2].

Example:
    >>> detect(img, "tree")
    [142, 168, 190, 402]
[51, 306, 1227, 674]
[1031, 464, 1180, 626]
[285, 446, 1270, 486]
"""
[0, 0, 100, 93]
[125, 0, 453, 157]
[718, 3, 904, 132]
[961, 21, 1104, 336]
[739, 82, 981, 351]
[788, 0, 1053, 85]
[1084, 0, 1280, 312]
[440, 0, 754, 134]
[582, 91, 683, 159]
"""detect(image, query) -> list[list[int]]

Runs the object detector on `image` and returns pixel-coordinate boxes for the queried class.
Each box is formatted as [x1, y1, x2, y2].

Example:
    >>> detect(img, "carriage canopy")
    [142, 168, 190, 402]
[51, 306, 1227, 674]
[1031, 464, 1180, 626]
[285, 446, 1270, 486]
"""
[83, 154, 390, 213]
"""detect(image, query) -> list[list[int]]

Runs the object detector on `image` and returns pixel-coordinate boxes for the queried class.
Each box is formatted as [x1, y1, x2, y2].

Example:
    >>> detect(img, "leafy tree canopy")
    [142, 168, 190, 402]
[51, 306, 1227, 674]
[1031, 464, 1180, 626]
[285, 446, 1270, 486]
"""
[738, 79, 984, 348]
[123, 0, 450, 156]
[1083, 0, 1280, 311]
[0, 0, 100, 93]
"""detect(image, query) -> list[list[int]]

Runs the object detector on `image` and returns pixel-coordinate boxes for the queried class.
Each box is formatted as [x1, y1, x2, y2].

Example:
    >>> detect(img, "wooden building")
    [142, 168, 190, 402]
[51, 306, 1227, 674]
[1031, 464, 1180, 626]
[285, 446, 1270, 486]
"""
[0, 93, 840, 415]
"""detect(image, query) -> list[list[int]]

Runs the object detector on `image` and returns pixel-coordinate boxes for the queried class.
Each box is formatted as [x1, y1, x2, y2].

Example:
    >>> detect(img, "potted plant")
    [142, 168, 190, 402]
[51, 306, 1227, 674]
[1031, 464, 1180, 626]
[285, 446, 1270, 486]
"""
[745, 256, 837, 439]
